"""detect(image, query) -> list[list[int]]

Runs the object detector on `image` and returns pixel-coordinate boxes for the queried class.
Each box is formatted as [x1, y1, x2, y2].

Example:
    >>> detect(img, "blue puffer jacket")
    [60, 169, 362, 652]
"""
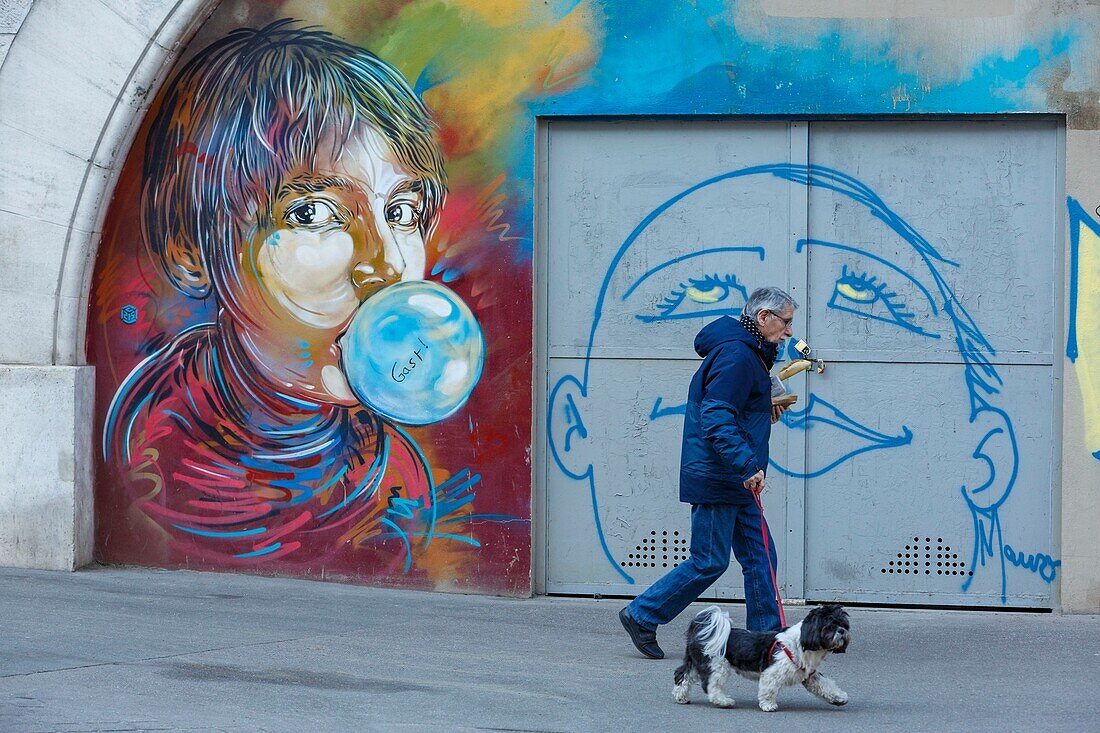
[679, 316, 778, 505]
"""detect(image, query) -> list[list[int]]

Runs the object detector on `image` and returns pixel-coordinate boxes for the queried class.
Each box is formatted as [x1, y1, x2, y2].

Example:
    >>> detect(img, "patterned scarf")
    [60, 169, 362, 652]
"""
[739, 312, 779, 369]
[739, 313, 765, 342]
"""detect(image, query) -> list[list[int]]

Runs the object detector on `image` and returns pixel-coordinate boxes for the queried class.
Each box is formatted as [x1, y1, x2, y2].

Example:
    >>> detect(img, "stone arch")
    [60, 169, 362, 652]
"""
[0, 0, 218, 569]
[1, 0, 219, 366]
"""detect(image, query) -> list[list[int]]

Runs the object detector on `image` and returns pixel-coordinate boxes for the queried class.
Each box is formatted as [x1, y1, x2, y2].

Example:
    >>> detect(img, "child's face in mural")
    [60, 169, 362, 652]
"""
[232, 126, 428, 405]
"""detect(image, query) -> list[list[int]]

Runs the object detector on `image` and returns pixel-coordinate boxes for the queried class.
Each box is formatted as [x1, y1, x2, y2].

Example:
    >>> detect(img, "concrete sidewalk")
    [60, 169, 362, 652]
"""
[1, 567, 1097, 732]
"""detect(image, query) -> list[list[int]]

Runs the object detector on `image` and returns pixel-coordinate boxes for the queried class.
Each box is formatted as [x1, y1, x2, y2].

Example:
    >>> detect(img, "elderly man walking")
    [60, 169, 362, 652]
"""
[619, 287, 797, 659]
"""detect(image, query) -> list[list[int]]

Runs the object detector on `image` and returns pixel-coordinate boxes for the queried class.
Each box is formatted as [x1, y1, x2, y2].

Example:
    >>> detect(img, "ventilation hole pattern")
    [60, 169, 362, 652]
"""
[621, 530, 689, 569]
[880, 536, 973, 577]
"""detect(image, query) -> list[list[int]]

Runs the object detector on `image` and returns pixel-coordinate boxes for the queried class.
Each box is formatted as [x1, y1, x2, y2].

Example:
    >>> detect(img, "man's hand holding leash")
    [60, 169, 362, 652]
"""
[743, 469, 765, 496]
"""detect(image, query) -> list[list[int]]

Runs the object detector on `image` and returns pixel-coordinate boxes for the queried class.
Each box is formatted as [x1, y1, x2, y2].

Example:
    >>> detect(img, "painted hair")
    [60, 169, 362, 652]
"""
[141, 19, 447, 298]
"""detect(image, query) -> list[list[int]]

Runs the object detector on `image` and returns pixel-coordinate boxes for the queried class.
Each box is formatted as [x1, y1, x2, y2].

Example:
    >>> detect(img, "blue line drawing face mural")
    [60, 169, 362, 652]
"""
[548, 163, 1051, 602]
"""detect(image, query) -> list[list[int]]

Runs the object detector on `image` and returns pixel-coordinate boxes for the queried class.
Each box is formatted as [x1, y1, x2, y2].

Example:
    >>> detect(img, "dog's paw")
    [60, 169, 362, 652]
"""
[673, 690, 691, 704]
[709, 695, 736, 709]
[758, 700, 779, 713]
[828, 691, 849, 707]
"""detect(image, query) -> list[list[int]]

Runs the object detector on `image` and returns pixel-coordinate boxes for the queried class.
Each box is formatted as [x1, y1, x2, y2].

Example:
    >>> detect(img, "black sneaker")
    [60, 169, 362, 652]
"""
[619, 607, 664, 659]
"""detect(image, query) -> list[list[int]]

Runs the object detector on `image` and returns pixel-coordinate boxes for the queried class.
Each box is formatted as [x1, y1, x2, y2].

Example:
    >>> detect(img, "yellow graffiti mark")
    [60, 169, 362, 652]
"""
[126, 446, 172, 542]
[541, 23, 594, 92]
[446, 0, 532, 28]
[412, 1, 597, 156]
[836, 281, 876, 302]
[1074, 210, 1100, 453]
[476, 173, 523, 243]
[686, 284, 724, 304]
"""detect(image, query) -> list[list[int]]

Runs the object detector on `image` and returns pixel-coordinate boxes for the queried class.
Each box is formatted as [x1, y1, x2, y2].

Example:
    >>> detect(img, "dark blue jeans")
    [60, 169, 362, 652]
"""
[627, 501, 782, 632]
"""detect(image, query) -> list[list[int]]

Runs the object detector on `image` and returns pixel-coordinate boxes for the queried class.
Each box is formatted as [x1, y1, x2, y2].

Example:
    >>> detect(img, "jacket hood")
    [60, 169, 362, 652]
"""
[694, 316, 779, 364]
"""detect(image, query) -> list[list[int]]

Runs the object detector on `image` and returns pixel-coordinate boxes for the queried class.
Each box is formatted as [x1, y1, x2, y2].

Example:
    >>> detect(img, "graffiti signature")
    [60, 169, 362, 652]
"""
[1003, 544, 1060, 583]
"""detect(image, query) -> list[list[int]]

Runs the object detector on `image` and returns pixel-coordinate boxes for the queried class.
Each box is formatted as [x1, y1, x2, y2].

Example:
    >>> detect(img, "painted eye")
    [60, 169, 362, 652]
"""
[835, 277, 876, 303]
[829, 265, 938, 338]
[638, 274, 749, 323]
[386, 200, 422, 229]
[685, 280, 730, 304]
[286, 199, 340, 228]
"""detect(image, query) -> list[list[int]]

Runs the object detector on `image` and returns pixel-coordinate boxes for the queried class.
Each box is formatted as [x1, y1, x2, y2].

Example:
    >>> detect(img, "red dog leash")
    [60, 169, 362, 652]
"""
[769, 638, 816, 679]
[752, 489, 787, 628]
[749, 345, 787, 628]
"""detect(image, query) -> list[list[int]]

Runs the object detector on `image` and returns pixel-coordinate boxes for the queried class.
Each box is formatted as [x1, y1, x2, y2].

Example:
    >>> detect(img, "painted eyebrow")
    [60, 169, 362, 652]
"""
[389, 179, 426, 198]
[795, 238, 939, 316]
[277, 176, 356, 198]
[278, 176, 425, 201]
[622, 246, 766, 300]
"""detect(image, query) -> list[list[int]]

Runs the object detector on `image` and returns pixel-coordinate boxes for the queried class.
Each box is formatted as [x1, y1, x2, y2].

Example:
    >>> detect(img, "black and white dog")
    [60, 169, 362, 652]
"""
[673, 604, 851, 712]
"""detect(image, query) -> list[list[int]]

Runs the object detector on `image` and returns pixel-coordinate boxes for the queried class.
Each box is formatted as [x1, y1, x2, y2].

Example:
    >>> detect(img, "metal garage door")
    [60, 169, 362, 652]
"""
[541, 119, 1059, 608]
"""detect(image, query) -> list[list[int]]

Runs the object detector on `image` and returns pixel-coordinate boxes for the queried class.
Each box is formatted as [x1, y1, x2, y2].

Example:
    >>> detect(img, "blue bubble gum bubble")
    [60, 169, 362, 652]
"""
[340, 280, 485, 425]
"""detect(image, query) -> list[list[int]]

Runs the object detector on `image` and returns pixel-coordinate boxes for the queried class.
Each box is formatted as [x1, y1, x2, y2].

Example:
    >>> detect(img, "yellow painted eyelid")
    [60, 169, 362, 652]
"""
[685, 285, 724, 304]
[836, 282, 876, 302]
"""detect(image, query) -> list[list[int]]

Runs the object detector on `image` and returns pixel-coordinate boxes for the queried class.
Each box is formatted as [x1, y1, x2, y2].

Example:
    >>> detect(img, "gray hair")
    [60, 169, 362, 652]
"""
[743, 287, 798, 319]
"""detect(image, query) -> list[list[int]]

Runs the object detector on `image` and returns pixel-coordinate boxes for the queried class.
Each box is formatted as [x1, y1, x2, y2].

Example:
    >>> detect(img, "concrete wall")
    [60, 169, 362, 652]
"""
[0, 0, 216, 569]
[1063, 129, 1100, 612]
[0, 366, 93, 569]
[0, 0, 31, 67]
[0, 0, 1097, 610]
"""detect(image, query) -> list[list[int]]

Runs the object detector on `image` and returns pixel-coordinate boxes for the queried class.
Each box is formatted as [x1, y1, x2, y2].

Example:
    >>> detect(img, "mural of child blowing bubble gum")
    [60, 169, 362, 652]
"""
[101, 21, 484, 572]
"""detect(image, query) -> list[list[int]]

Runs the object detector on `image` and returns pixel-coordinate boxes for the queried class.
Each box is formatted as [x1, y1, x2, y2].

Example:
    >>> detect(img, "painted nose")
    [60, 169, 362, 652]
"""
[352, 234, 405, 300]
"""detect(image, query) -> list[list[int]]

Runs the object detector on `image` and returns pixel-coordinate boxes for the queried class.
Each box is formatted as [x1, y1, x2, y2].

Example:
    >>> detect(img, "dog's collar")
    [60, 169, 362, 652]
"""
[770, 639, 817, 680]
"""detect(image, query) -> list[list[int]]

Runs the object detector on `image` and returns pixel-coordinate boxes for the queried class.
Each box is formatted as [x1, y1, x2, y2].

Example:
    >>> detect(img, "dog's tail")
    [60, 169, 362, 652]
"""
[690, 605, 732, 659]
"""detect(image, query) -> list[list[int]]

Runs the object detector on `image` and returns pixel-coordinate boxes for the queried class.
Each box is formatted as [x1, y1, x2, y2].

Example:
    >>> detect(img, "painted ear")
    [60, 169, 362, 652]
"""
[141, 177, 211, 299]
[160, 231, 211, 298]
[548, 374, 592, 480]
